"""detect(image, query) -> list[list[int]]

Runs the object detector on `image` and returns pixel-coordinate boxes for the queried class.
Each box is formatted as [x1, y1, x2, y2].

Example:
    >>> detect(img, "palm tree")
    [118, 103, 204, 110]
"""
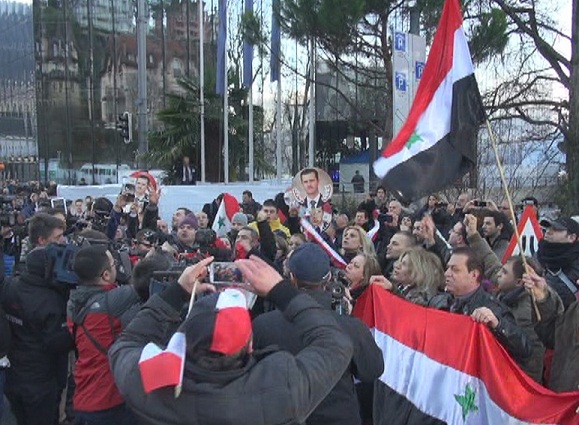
[145, 74, 274, 182]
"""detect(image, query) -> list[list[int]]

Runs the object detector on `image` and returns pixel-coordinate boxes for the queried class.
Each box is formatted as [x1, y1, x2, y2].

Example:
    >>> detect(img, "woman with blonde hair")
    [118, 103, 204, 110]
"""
[371, 247, 445, 306]
[340, 225, 376, 263]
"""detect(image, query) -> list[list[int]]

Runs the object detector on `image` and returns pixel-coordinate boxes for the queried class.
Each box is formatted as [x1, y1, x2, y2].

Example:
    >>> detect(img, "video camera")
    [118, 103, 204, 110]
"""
[44, 243, 80, 286]
[327, 269, 351, 315]
[0, 195, 18, 227]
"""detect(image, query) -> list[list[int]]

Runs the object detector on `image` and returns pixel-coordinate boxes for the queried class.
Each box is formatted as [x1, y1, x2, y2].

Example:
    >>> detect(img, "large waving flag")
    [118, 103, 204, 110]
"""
[354, 286, 579, 425]
[374, 0, 485, 202]
[212, 193, 240, 237]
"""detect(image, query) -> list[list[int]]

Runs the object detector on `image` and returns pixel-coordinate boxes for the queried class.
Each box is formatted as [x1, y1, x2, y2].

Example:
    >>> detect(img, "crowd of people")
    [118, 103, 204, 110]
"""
[0, 176, 578, 425]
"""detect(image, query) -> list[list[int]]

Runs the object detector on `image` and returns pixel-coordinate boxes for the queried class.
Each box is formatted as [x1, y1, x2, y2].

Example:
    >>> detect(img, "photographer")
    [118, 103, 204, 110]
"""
[252, 243, 384, 425]
[1, 246, 75, 425]
[109, 255, 354, 425]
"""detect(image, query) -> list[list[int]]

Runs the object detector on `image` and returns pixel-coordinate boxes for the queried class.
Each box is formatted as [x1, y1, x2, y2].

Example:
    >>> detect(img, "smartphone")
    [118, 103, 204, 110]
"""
[474, 200, 487, 208]
[209, 262, 256, 308]
[209, 262, 244, 285]
[50, 197, 66, 213]
[121, 183, 136, 203]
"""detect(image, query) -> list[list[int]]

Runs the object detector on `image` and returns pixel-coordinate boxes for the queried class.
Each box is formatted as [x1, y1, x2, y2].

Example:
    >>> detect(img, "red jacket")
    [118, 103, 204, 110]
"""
[67, 284, 140, 412]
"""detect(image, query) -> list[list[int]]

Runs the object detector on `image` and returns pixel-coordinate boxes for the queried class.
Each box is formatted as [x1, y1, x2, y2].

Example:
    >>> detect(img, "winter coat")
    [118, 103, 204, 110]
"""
[108, 281, 353, 425]
[252, 290, 384, 425]
[498, 288, 545, 383]
[1, 271, 74, 392]
[448, 286, 532, 364]
[535, 290, 579, 392]
[67, 284, 141, 412]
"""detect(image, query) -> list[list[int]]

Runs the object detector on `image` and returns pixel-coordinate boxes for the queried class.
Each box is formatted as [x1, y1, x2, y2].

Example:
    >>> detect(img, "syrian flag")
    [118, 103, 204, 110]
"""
[212, 193, 240, 237]
[374, 0, 485, 202]
[138, 332, 186, 395]
[354, 286, 579, 425]
[300, 218, 347, 269]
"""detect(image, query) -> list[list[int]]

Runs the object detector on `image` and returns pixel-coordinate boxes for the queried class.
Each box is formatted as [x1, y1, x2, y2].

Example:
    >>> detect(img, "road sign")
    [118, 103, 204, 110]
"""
[392, 32, 426, 137]
[502, 205, 543, 263]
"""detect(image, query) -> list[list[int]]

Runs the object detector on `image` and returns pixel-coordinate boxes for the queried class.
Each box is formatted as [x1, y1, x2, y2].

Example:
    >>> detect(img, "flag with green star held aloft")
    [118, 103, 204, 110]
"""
[373, 0, 485, 202]
[211, 193, 240, 237]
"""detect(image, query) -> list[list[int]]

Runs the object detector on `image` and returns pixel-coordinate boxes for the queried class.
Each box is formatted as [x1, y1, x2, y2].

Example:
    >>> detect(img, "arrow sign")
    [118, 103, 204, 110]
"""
[502, 205, 544, 264]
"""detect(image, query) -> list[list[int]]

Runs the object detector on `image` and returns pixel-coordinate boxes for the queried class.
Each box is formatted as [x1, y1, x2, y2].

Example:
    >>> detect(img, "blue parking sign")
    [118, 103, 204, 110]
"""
[394, 32, 406, 52]
[395, 72, 407, 92]
[415, 61, 425, 80]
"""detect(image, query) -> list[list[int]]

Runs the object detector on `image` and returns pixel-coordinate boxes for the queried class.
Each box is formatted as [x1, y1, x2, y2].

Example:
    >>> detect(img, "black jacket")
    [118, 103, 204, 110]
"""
[0, 302, 10, 358]
[1, 272, 74, 391]
[109, 281, 354, 425]
[448, 286, 531, 363]
[498, 287, 545, 383]
[252, 290, 384, 425]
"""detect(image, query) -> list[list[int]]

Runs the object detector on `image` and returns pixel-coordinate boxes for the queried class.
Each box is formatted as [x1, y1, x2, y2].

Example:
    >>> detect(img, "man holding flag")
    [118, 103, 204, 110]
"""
[109, 256, 354, 425]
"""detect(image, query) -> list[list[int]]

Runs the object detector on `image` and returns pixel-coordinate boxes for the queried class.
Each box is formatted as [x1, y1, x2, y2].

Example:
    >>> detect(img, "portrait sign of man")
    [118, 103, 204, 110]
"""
[290, 168, 333, 216]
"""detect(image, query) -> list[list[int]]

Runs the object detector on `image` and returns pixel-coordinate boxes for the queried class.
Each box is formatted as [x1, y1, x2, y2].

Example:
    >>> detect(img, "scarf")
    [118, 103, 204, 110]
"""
[537, 240, 579, 271]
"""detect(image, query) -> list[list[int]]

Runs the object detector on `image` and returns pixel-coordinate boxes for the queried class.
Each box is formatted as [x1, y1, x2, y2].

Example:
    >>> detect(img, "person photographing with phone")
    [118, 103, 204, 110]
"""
[108, 256, 354, 425]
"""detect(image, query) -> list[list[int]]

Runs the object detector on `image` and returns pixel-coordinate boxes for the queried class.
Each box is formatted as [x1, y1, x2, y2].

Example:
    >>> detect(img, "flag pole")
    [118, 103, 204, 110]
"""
[485, 119, 541, 321]
[199, 0, 206, 183]
[308, 37, 315, 168]
[249, 85, 254, 182]
[224, 35, 229, 184]
[276, 69, 282, 183]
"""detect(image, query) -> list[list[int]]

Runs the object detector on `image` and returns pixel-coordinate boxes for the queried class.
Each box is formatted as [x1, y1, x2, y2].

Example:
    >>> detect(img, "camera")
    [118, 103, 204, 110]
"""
[0, 195, 18, 227]
[195, 229, 216, 248]
[327, 270, 351, 315]
[44, 243, 80, 286]
[379, 213, 393, 224]
[121, 183, 136, 203]
[474, 200, 487, 208]
[209, 262, 244, 285]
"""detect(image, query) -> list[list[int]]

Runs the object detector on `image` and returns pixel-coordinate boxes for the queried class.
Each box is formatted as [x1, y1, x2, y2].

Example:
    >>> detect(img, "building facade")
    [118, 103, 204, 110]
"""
[0, 0, 215, 184]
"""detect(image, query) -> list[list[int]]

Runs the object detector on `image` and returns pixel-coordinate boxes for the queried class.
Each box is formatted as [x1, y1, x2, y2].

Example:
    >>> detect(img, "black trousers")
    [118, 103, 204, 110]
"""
[5, 381, 59, 425]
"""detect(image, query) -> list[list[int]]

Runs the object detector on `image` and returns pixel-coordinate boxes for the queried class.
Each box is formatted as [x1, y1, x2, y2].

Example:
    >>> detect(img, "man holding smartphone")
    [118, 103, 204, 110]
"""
[109, 256, 354, 425]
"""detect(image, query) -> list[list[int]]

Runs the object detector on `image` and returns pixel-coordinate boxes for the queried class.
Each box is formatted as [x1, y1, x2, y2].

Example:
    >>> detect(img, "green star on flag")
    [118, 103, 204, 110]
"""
[405, 132, 423, 149]
[217, 217, 225, 228]
[454, 383, 479, 422]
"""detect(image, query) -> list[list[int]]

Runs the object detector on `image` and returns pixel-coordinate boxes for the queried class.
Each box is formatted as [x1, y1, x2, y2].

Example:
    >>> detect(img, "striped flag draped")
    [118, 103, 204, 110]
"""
[354, 286, 579, 425]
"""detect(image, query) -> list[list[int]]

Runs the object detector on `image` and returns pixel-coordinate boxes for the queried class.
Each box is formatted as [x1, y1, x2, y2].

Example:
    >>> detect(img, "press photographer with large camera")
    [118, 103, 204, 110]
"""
[252, 243, 384, 425]
[1, 245, 75, 425]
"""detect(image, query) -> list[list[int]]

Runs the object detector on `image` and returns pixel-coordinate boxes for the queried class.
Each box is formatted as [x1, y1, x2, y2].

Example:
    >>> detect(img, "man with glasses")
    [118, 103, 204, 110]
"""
[67, 245, 142, 424]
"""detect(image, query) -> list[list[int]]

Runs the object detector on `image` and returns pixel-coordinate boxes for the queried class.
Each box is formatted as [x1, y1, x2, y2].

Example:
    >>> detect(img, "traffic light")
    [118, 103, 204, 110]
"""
[117, 111, 133, 143]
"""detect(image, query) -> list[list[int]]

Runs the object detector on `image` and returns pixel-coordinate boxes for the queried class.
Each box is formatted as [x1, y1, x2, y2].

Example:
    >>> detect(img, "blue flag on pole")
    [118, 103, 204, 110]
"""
[270, 0, 280, 82]
[216, 0, 227, 95]
[242, 0, 253, 88]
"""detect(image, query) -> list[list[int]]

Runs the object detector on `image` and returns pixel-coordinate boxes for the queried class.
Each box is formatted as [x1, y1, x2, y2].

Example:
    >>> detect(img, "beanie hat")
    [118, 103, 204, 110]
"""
[288, 243, 331, 283]
[180, 289, 252, 356]
[26, 247, 49, 278]
[178, 214, 199, 230]
[231, 212, 248, 226]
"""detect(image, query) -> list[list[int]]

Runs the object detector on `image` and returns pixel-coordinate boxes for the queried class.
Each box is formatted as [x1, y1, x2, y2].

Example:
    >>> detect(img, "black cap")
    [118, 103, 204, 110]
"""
[540, 217, 579, 235]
